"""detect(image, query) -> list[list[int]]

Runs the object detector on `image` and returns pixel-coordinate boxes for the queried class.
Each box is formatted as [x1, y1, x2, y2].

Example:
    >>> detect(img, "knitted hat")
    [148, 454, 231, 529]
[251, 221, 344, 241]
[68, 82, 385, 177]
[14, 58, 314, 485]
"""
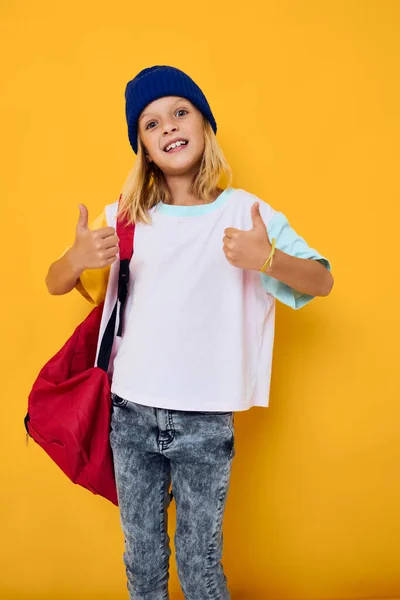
[125, 65, 217, 154]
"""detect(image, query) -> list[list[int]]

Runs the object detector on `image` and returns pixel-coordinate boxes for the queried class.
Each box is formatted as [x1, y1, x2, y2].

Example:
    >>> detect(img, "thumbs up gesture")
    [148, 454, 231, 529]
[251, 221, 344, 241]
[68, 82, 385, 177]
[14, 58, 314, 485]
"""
[71, 204, 120, 271]
[223, 202, 272, 271]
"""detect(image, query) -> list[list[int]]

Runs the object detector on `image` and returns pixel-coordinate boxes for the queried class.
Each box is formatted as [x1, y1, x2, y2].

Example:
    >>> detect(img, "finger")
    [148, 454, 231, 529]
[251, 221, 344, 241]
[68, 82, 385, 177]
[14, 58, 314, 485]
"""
[99, 254, 118, 267]
[102, 234, 120, 249]
[77, 204, 89, 231]
[224, 227, 241, 238]
[93, 226, 117, 239]
[103, 245, 119, 260]
[251, 202, 265, 230]
[94, 247, 119, 267]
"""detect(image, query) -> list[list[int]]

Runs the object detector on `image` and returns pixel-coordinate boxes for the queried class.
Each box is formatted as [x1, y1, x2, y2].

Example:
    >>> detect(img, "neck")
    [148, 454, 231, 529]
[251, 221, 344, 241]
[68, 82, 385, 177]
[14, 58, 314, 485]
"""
[165, 173, 221, 206]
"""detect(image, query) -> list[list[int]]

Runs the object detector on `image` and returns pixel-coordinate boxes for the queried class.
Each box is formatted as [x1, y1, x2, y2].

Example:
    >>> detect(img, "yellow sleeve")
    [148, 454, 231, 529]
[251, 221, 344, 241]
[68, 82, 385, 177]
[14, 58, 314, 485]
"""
[59, 208, 111, 306]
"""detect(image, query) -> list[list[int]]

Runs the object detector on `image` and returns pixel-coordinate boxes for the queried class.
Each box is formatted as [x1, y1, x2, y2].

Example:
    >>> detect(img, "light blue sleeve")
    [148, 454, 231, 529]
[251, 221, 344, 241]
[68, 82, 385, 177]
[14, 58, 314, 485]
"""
[260, 212, 331, 310]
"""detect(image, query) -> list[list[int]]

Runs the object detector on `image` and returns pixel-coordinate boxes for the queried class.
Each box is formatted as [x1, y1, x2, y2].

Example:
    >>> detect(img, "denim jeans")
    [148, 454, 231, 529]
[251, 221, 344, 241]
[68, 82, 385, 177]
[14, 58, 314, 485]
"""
[109, 393, 235, 600]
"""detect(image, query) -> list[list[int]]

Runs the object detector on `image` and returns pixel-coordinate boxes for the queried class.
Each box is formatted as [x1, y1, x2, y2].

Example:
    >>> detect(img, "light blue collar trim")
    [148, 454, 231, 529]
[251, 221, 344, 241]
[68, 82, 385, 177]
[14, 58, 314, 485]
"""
[156, 187, 234, 216]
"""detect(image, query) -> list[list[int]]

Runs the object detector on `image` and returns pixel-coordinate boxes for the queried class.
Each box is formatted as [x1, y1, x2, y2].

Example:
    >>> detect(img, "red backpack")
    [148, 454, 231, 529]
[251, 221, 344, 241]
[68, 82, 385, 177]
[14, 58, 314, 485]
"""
[24, 200, 135, 506]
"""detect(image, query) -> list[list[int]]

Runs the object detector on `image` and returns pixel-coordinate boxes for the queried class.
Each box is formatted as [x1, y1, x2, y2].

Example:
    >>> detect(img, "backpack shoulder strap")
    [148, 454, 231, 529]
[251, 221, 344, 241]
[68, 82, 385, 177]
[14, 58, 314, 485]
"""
[116, 193, 135, 261]
[115, 194, 135, 335]
[96, 194, 135, 372]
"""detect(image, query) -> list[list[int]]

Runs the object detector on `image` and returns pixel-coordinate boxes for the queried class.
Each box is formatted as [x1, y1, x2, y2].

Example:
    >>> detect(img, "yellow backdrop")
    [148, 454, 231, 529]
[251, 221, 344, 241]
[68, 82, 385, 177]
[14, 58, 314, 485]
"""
[1, 1, 399, 598]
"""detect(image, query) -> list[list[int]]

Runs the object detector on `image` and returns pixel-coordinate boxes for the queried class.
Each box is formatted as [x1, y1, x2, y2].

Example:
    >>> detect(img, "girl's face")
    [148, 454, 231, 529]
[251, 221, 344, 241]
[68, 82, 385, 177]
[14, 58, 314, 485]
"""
[138, 96, 205, 176]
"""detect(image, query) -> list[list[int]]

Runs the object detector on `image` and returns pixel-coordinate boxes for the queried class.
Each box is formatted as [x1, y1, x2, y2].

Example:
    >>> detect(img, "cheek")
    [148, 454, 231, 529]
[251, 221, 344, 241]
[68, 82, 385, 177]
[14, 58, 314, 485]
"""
[142, 136, 156, 153]
[147, 144, 165, 162]
[189, 134, 205, 156]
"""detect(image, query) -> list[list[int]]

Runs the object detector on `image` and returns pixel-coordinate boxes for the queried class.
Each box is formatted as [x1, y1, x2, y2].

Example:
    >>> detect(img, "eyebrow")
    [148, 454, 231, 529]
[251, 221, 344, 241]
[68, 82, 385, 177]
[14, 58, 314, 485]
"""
[139, 98, 189, 123]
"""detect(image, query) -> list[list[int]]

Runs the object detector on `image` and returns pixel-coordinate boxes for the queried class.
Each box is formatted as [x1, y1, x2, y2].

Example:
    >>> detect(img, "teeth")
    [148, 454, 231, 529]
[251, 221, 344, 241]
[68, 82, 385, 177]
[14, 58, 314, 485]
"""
[166, 140, 187, 152]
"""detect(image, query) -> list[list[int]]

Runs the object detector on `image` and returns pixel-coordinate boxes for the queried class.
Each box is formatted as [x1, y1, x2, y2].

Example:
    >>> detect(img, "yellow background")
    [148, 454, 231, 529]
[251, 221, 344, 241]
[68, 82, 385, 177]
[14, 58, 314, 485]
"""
[1, 1, 399, 598]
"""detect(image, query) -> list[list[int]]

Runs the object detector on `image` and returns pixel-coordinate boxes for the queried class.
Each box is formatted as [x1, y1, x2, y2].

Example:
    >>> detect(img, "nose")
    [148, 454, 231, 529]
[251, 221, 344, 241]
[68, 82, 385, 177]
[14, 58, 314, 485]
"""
[163, 123, 178, 136]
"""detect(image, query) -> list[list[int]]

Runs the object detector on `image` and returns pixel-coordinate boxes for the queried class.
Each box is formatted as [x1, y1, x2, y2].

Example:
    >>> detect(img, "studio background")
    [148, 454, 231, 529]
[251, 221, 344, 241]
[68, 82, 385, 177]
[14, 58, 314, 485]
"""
[1, 1, 399, 599]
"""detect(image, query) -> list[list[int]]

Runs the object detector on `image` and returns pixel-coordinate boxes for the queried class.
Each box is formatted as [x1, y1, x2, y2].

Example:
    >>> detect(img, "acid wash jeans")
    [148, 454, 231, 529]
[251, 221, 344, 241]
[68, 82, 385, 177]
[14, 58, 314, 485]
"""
[109, 392, 235, 600]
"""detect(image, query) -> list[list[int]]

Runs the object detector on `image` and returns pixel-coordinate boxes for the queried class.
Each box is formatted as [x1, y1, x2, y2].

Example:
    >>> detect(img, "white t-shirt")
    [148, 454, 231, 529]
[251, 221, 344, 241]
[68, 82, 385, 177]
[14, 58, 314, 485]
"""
[99, 186, 330, 412]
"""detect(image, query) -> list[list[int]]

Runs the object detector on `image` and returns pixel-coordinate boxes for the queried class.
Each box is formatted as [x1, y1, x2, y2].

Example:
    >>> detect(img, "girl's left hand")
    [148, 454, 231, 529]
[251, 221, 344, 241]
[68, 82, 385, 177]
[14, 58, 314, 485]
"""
[223, 202, 272, 271]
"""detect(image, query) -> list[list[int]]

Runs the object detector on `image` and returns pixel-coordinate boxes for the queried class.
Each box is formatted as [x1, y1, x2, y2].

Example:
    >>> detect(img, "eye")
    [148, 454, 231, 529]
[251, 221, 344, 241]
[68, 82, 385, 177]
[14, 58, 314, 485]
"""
[145, 109, 188, 130]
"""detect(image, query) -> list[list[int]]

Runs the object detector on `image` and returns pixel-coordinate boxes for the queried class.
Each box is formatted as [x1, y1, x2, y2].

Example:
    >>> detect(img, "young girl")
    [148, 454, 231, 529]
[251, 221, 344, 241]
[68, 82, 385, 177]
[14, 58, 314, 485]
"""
[46, 65, 333, 600]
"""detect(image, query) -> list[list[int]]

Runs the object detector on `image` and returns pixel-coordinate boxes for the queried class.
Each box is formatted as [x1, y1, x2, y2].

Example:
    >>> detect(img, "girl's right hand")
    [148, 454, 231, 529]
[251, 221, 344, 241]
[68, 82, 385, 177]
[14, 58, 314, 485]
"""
[69, 204, 120, 271]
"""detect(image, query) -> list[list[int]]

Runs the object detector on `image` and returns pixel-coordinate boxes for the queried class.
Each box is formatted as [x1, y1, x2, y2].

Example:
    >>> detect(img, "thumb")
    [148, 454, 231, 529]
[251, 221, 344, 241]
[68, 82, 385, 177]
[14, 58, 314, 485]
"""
[251, 202, 265, 230]
[76, 203, 89, 232]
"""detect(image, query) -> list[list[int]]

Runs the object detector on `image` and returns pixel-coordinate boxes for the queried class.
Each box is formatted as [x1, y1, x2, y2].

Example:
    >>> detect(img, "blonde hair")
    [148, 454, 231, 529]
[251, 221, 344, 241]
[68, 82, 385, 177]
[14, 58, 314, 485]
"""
[117, 116, 233, 225]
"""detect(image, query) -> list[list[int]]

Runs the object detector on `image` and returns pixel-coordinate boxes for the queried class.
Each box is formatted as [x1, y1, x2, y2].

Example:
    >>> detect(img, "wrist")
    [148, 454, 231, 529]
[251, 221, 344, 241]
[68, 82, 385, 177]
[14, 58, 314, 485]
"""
[65, 246, 85, 278]
[259, 238, 277, 274]
[255, 242, 271, 271]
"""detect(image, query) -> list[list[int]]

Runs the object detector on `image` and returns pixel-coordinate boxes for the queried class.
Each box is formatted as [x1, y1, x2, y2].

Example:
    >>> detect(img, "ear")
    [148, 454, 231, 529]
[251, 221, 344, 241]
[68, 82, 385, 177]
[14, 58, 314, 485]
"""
[143, 148, 152, 163]
[139, 137, 152, 162]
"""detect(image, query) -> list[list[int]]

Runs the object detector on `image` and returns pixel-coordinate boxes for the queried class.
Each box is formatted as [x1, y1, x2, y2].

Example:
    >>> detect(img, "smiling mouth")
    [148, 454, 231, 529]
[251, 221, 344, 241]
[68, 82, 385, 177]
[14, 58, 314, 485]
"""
[164, 140, 189, 153]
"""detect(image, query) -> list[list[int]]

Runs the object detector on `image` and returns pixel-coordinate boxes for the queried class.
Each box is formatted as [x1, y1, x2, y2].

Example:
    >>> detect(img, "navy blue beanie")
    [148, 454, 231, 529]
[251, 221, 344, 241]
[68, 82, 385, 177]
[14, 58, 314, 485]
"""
[125, 65, 217, 154]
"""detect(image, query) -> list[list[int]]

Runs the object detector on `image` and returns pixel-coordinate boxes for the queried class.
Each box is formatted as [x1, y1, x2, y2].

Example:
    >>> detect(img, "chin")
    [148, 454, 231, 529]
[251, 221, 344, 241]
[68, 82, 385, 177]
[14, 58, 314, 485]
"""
[156, 153, 202, 175]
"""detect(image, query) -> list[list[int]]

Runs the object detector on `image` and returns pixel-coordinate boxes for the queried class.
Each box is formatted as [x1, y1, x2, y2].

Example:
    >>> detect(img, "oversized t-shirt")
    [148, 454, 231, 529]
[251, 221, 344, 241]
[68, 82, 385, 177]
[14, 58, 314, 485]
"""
[62, 187, 331, 412]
